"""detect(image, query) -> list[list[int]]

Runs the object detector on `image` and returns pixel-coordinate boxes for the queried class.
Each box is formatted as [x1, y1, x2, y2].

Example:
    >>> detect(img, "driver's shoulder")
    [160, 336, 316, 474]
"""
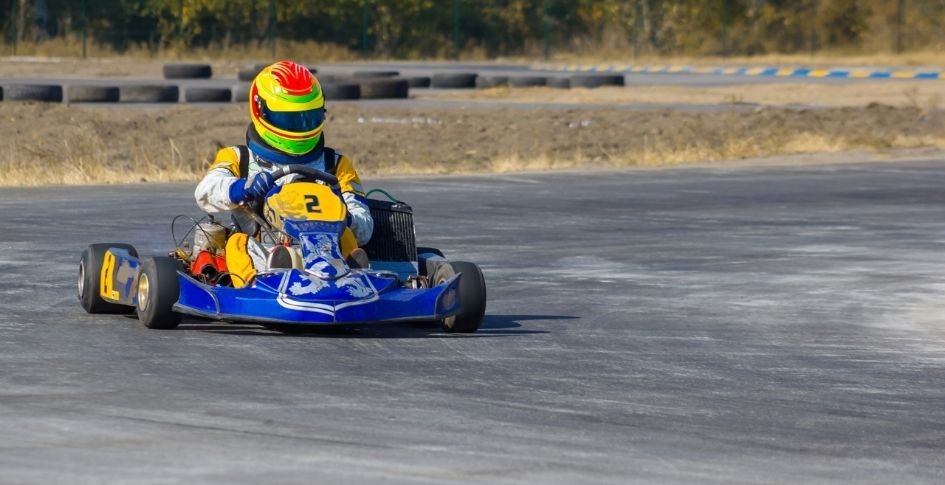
[208, 145, 245, 177]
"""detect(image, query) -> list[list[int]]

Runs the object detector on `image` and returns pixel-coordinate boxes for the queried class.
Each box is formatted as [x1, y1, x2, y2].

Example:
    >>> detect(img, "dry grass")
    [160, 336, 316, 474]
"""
[541, 49, 945, 69]
[427, 82, 945, 110]
[5, 37, 945, 74]
[0, 37, 357, 63]
[489, 133, 945, 173]
[2, 102, 944, 187]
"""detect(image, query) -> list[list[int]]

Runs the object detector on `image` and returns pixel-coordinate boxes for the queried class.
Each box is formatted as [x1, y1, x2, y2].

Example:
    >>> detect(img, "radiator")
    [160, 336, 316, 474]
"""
[363, 199, 417, 263]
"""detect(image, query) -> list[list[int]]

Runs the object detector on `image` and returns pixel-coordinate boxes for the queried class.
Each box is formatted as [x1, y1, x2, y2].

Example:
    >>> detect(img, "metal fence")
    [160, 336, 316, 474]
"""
[2, 0, 945, 60]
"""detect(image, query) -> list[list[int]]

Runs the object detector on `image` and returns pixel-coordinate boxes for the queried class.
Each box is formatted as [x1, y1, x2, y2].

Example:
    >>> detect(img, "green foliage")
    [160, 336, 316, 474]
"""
[3, 0, 945, 57]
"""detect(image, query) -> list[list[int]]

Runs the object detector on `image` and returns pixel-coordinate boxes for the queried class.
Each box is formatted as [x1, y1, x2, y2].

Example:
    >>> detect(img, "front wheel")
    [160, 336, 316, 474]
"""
[432, 261, 487, 333]
[136, 257, 182, 330]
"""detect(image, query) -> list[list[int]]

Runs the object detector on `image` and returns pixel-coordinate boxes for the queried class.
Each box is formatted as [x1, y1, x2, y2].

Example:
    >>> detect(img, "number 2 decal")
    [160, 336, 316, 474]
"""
[304, 195, 321, 213]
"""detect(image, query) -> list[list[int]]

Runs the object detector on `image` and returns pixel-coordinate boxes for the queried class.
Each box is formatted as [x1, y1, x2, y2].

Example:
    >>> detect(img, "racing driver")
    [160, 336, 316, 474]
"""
[194, 60, 373, 286]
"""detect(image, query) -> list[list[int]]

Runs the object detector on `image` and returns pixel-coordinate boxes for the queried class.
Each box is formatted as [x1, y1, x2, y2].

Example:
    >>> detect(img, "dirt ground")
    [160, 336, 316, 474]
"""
[1, 101, 944, 186]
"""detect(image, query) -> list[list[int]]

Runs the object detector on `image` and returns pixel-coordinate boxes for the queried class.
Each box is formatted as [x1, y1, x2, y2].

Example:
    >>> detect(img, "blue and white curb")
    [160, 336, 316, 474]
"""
[547, 64, 945, 80]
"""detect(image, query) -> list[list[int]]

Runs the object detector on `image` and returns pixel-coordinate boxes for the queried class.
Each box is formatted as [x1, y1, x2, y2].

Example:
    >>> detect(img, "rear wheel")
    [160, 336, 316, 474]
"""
[136, 257, 182, 329]
[78, 243, 138, 314]
[432, 261, 486, 333]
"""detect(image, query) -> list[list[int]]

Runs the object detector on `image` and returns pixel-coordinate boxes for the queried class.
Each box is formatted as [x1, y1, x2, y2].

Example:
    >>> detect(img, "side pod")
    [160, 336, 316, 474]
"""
[98, 247, 142, 307]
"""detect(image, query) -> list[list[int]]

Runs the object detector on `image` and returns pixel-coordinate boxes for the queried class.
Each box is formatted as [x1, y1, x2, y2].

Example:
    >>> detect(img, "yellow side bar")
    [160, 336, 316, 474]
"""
[100, 250, 120, 301]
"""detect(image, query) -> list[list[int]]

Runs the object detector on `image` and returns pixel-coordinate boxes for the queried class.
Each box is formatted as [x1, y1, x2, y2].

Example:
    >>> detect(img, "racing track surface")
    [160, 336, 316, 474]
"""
[1, 160, 944, 483]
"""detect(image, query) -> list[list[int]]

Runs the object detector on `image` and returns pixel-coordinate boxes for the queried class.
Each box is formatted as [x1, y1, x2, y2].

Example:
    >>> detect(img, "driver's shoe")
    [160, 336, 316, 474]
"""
[346, 248, 369, 269]
[267, 245, 294, 270]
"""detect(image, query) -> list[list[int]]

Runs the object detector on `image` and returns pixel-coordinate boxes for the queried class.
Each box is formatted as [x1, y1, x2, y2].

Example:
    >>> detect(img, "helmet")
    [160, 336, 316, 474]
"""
[249, 60, 325, 156]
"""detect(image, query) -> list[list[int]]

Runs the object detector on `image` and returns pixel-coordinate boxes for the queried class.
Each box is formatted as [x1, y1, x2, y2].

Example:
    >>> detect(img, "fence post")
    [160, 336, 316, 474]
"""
[807, 0, 817, 58]
[81, 0, 87, 58]
[634, 0, 642, 60]
[177, 0, 183, 57]
[452, 0, 460, 60]
[10, 0, 17, 56]
[360, 0, 369, 58]
[269, 0, 276, 59]
[721, 0, 729, 57]
[542, 0, 550, 60]
[896, 0, 905, 53]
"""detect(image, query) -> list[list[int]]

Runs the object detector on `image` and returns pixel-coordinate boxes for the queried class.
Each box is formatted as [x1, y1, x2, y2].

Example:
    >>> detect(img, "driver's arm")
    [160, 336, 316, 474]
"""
[195, 147, 242, 213]
[335, 155, 374, 246]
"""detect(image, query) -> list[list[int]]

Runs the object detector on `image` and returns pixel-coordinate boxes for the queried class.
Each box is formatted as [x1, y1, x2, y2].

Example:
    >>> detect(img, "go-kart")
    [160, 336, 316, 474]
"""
[77, 165, 486, 333]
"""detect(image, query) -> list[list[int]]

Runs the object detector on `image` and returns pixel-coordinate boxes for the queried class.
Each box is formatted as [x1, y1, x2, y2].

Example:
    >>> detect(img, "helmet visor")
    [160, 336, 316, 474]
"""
[262, 105, 325, 133]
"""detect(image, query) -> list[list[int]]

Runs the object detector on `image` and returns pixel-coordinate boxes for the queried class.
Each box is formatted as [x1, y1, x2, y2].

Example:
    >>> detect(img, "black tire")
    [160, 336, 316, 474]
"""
[2, 84, 63, 102]
[431, 73, 478, 89]
[547, 77, 571, 89]
[475, 75, 508, 89]
[305, 65, 318, 74]
[315, 74, 341, 84]
[0, 85, 3, 101]
[78, 243, 138, 314]
[417, 247, 446, 258]
[232, 83, 250, 102]
[322, 83, 361, 100]
[569, 74, 625, 88]
[508, 76, 548, 88]
[136, 257, 182, 330]
[67, 85, 120, 103]
[237, 63, 269, 82]
[120, 85, 179, 103]
[432, 261, 486, 333]
[358, 78, 409, 99]
[162, 63, 212, 79]
[352, 70, 399, 78]
[402, 76, 431, 88]
[184, 86, 232, 103]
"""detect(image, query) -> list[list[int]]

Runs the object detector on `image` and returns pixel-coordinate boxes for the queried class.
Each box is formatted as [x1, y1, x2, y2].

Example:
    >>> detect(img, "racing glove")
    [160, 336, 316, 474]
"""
[228, 172, 275, 203]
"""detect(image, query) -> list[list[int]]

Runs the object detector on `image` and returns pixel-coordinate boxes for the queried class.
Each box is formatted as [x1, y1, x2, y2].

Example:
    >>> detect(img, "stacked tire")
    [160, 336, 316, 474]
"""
[163, 63, 212, 79]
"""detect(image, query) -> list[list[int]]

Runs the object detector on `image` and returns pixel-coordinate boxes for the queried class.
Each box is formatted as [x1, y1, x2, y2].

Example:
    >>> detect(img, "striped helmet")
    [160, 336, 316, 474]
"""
[249, 60, 326, 156]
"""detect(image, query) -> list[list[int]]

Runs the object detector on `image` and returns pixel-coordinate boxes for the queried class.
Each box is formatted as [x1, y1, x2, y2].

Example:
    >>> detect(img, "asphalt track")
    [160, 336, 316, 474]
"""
[1, 160, 944, 483]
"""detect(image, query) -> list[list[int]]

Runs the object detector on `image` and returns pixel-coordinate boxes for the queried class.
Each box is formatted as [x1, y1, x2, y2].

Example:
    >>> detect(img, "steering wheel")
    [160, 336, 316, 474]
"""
[270, 164, 339, 188]
[230, 165, 338, 243]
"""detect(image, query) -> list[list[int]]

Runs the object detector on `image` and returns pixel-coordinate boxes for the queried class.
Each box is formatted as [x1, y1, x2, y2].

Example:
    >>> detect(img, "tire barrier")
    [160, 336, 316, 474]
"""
[237, 63, 269, 82]
[321, 83, 361, 100]
[352, 70, 399, 78]
[2, 84, 63, 102]
[475, 75, 509, 89]
[569, 74, 625, 88]
[184, 87, 232, 103]
[120, 85, 179, 103]
[546, 77, 572, 89]
[232, 83, 250, 103]
[402, 76, 431, 88]
[314, 73, 341, 84]
[162, 63, 213, 79]
[431, 72, 478, 89]
[67, 85, 120, 103]
[358, 78, 409, 99]
[508, 76, 548, 88]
